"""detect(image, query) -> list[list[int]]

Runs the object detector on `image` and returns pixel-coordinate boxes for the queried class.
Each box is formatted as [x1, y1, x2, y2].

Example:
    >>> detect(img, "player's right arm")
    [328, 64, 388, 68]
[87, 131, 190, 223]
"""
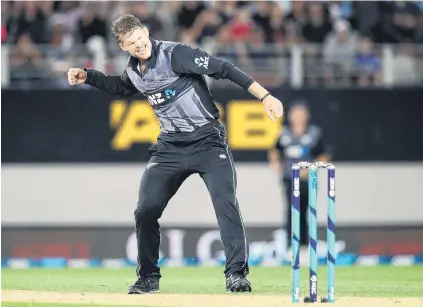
[67, 68, 138, 97]
[171, 44, 283, 121]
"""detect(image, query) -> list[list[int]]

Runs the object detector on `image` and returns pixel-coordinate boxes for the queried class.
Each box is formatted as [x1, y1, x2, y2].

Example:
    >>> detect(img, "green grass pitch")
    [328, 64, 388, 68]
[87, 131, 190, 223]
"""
[2, 266, 423, 307]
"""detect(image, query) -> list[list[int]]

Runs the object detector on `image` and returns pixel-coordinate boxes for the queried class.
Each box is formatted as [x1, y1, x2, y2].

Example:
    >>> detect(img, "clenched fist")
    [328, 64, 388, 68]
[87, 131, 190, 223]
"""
[67, 68, 87, 85]
[263, 95, 284, 122]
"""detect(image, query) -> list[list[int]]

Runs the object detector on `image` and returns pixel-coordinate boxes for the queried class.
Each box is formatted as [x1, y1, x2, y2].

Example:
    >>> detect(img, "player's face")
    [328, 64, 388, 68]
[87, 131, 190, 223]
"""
[120, 27, 151, 60]
[289, 107, 309, 125]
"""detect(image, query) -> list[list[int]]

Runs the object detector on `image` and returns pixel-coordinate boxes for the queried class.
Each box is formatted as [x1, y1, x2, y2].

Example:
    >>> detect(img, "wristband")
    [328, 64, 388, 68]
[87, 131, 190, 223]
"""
[260, 93, 271, 102]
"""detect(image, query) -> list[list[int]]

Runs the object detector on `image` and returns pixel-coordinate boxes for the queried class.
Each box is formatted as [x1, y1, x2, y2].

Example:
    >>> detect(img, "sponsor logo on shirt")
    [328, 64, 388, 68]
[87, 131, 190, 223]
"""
[194, 56, 209, 69]
[147, 89, 176, 106]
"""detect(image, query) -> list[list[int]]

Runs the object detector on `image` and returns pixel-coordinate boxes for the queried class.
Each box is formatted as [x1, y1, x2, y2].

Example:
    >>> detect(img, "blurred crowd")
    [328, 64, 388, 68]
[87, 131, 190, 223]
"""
[2, 0, 423, 89]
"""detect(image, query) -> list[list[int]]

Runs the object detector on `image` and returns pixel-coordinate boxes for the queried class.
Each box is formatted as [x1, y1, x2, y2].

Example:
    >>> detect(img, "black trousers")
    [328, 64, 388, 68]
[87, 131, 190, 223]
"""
[282, 178, 309, 248]
[134, 121, 249, 278]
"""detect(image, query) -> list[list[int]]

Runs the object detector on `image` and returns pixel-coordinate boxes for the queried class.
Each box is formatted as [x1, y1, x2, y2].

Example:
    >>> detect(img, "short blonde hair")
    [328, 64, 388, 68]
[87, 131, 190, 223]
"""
[110, 14, 146, 42]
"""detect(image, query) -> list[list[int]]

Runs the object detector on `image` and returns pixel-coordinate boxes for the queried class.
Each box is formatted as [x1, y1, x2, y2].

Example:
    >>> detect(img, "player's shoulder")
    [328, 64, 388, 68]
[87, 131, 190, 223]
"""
[156, 40, 179, 52]
[308, 124, 323, 138]
[156, 40, 197, 54]
[169, 41, 203, 54]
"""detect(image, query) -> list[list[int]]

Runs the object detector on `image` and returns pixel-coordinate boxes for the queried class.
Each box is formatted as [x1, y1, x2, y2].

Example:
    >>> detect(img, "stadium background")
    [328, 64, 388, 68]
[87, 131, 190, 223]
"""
[2, 0, 423, 268]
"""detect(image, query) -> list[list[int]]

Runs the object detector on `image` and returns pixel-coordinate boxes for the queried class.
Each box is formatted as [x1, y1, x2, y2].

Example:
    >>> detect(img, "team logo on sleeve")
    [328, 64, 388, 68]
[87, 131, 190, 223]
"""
[194, 56, 209, 69]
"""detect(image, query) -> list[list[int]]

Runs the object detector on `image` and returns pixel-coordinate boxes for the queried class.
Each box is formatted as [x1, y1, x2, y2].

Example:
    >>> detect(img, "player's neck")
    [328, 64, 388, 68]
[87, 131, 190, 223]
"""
[138, 57, 151, 73]
[138, 57, 150, 65]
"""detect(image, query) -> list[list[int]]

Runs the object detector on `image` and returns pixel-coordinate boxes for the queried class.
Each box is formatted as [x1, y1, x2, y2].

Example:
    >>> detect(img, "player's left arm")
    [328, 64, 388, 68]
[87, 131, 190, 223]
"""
[171, 44, 283, 121]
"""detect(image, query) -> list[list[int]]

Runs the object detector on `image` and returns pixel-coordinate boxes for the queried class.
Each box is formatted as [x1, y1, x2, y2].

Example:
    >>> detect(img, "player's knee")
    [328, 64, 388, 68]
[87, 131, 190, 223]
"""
[135, 194, 163, 221]
[134, 203, 158, 223]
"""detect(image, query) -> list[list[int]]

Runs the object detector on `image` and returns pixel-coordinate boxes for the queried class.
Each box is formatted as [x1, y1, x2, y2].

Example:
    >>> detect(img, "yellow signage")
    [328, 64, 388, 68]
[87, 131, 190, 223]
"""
[110, 100, 160, 151]
[110, 100, 283, 151]
[227, 100, 282, 149]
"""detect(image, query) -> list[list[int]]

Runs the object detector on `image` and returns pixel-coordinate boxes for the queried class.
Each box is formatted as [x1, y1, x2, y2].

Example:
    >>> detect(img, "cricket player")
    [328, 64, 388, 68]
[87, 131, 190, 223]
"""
[68, 14, 283, 294]
[268, 102, 330, 249]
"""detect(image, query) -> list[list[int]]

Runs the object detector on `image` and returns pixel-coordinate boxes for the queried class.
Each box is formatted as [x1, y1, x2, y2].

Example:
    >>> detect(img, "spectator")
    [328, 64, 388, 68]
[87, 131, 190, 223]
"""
[269, 4, 288, 43]
[49, 24, 73, 60]
[350, 1, 380, 37]
[77, 7, 107, 44]
[14, 1, 50, 44]
[322, 20, 358, 85]
[49, 1, 83, 35]
[132, 2, 163, 38]
[189, 7, 224, 45]
[285, 0, 307, 43]
[9, 33, 44, 80]
[302, 2, 332, 43]
[252, 1, 274, 43]
[177, 1, 206, 30]
[229, 8, 254, 43]
[353, 37, 382, 87]
[221, 7, 255, 75]
[370, 5, 401, 43]
[391, 1, 420, 42]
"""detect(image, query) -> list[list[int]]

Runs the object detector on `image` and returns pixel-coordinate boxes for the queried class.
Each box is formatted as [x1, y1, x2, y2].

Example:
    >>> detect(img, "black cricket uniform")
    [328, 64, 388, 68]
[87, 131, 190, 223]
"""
[84, 38, 254, 279]
[274, 124, 326, 247]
